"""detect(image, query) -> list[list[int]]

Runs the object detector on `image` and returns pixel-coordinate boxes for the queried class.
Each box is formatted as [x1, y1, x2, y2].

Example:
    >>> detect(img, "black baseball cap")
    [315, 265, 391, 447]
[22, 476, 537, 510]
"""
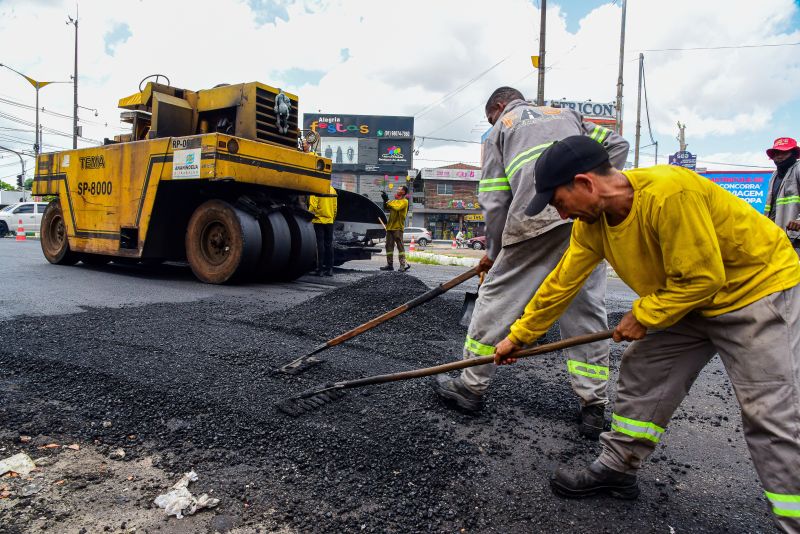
[525, 135, 610, 216]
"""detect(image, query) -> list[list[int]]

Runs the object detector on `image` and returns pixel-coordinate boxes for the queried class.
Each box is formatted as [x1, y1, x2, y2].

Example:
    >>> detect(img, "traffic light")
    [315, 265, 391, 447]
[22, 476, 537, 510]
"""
[16, 174, 23, 188]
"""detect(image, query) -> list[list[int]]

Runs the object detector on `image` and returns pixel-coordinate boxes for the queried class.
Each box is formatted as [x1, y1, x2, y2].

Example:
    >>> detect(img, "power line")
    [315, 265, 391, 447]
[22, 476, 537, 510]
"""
[0, 94, 108, 126]
[416, 135, 481, 145]
[414, 55, 513, 119]
[639, 41, 800, 53]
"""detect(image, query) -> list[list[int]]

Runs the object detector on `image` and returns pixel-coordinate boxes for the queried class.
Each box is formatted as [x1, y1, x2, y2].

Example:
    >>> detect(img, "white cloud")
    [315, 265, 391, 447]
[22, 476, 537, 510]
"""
[0, 0, 797, 184]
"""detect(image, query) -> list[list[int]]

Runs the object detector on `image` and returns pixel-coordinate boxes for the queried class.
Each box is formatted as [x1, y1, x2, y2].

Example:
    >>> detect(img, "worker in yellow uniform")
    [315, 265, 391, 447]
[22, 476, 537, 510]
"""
[493, 136, 800, 534]
[308, 185, 337, 276]
[380, 186, 410, 272]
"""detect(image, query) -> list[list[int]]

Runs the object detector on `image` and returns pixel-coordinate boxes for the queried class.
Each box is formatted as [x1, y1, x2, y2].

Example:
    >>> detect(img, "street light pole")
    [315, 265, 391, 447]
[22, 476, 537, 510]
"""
[0, 145, 27, 201]
[67, 11, 79, 149]
[0, 63, 67, 157]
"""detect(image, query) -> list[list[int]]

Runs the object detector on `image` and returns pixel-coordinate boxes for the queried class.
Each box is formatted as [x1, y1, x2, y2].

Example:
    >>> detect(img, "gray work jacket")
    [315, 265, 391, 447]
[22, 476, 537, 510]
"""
[478, 100, 629, 259]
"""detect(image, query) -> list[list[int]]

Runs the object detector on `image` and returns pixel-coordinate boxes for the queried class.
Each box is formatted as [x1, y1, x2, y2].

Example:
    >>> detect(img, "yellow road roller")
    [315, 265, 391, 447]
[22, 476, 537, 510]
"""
[33, 77, 384, 283]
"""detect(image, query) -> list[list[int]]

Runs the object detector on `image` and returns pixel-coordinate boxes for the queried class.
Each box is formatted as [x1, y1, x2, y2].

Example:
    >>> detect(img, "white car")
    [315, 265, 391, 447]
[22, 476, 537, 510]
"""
[0, 202, 51, 237]
[403, 227, 432, 246]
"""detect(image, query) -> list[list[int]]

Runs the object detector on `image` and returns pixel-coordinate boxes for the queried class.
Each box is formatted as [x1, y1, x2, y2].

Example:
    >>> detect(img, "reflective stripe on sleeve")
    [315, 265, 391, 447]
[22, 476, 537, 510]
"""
[479, 185, 512, 192]
[464, 336, 495, 356]
[611, 413, 665, 443]
[765, 491, 800, 518]
[478, 177, 511, 193]
[776, 196, 800, 206]
[504, 141, 555, 179]
[567, 359, 609, 380]
[590, 126, 610, 143]
[765, 204, 772, 214]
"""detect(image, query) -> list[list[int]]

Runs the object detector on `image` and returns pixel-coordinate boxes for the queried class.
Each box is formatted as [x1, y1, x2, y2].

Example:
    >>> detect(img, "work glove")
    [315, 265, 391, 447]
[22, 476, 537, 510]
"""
[380, 191, 389, 202]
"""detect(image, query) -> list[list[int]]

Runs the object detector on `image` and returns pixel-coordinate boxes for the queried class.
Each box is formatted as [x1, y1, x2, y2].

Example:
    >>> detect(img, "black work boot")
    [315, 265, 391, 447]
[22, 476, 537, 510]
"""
[550, 461, 639, 500]
[579, 404, 606, 440]
[431, 375, 484, 414]
[400, 263, 411, 272]
[379, 265, 394, 271]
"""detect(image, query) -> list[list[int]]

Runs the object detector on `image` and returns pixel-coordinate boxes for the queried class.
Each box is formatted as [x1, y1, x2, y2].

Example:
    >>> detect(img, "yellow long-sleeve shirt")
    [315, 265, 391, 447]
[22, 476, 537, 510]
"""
[385, 198, 408, 231]
[309, 186, 337, 224]
[509, 165, 800, 345]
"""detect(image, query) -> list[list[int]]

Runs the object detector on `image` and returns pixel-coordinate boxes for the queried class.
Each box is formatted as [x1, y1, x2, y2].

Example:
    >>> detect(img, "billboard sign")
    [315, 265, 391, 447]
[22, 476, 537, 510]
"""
[549, 100, 615, 119]
[700, 171, 771, 214]
[319, 138, 359, 164]
[377, 139, 413, 166]
[303, 114, 414, 138]
[669, 151, 697, 171]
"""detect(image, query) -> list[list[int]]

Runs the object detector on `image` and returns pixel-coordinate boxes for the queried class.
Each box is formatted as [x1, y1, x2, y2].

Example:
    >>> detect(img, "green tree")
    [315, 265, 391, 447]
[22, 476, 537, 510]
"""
[0, 180, 16, 191]
[24, 178, 33, 191]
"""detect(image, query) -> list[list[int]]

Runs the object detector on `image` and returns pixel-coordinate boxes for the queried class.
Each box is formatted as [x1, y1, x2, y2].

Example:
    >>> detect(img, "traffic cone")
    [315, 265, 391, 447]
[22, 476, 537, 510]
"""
[409, 237, 416, 252]
[15, 218, 26, 241]
[451, 238, 457, 249]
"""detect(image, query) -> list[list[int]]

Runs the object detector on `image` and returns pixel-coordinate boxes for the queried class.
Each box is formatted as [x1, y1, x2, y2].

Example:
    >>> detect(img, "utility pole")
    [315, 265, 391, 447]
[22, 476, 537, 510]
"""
[67, 9, 79, 149]
[677, 122, 687, 151]
[614, 0, 627, 134]
[536, 0, 546, 106]
[634, 53, 643, 167]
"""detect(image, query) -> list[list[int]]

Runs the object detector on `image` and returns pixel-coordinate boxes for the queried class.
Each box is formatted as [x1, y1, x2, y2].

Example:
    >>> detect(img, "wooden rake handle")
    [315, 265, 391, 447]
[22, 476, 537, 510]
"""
[330, 329, 615, 391]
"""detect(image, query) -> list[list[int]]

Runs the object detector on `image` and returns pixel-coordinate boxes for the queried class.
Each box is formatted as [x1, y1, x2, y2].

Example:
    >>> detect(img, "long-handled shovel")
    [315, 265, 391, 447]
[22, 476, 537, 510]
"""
[276, 266, 481, 375]
[276, 329, 614, 416]
[459, 272, 484, 327]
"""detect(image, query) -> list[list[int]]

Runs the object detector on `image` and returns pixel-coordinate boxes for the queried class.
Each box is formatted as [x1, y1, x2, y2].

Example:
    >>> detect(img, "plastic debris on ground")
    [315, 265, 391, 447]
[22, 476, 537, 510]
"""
[0, 453, 37, 477]
[153, 470, 220, 519]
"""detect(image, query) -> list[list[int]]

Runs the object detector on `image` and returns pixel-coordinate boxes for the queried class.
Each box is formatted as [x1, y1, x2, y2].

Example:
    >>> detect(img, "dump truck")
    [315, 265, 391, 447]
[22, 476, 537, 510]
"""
[32, 77, 384, 283]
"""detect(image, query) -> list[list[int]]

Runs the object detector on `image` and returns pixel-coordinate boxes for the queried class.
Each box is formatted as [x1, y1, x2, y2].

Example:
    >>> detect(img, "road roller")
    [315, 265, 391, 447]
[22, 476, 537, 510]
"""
[32, 76, 384, 283]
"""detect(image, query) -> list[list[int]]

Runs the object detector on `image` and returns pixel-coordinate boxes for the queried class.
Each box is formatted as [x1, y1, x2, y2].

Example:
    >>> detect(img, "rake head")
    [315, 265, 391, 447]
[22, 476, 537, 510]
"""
[276, 386, 348, 416]
[274, 355, 325, 376]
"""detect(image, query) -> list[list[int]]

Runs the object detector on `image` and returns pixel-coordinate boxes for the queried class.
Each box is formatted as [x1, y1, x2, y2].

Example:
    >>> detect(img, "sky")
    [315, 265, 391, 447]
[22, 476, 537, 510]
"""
[0, 0, 799, 186]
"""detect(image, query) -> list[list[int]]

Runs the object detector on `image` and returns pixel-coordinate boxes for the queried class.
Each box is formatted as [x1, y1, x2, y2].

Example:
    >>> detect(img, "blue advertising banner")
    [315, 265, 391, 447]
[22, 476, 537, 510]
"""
[700, 171, 772, 214]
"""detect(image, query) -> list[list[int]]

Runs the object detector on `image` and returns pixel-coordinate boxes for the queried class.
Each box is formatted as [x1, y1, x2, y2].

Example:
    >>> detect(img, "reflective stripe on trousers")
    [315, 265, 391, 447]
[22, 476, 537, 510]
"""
[464, 336, 494, 356]
[567, 359, 609, 380]
[610, 413, 665, 444]
[765, 491, 800, 518]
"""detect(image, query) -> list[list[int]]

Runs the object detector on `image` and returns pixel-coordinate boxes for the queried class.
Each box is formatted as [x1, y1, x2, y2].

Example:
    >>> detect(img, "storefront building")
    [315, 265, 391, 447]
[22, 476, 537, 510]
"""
[302, 113, 415, 207]
[412, 164, 484, 239]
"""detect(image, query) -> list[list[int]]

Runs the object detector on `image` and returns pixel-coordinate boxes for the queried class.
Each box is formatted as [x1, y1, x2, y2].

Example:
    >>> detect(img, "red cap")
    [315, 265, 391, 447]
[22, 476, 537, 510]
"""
[767, 137, 800, 158]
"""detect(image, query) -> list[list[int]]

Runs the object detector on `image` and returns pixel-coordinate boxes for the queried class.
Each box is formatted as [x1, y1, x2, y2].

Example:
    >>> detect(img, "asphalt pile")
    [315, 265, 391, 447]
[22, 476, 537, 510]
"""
[0, 273, 771, 532]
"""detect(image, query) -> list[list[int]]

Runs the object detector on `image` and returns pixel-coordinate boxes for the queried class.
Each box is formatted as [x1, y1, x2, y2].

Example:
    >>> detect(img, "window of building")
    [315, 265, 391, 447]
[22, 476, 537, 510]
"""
[436, 183, 453, 195]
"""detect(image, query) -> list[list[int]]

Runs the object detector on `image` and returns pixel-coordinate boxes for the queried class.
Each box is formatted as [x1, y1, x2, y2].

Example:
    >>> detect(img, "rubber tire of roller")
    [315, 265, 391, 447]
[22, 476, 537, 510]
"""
[185, 199, 262, 284]
[40, 200, 79, 266]
[253, 210, 292, 281]
[279, 211, 316, 281]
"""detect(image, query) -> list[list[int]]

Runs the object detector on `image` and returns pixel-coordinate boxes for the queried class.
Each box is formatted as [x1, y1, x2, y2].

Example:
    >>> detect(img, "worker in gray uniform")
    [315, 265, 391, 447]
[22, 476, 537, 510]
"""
[764, 137, 800, 255]
[431, 87, 629, 438]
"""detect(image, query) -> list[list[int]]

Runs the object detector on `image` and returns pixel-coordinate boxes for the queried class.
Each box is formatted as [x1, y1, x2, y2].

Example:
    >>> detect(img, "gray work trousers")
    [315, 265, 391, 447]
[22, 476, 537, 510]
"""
[599, 285, 800, 534]
[461, 223, 610, 406]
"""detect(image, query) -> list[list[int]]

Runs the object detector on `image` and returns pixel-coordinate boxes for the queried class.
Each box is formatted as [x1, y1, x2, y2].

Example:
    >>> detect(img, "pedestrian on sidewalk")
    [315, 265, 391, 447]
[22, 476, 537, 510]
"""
[431, 87, 629, 439]
[494, 136, 800, 534]
[380, 186, 410, 272]
[308, 185, 337, 276]
[764, 137, 800, 254]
